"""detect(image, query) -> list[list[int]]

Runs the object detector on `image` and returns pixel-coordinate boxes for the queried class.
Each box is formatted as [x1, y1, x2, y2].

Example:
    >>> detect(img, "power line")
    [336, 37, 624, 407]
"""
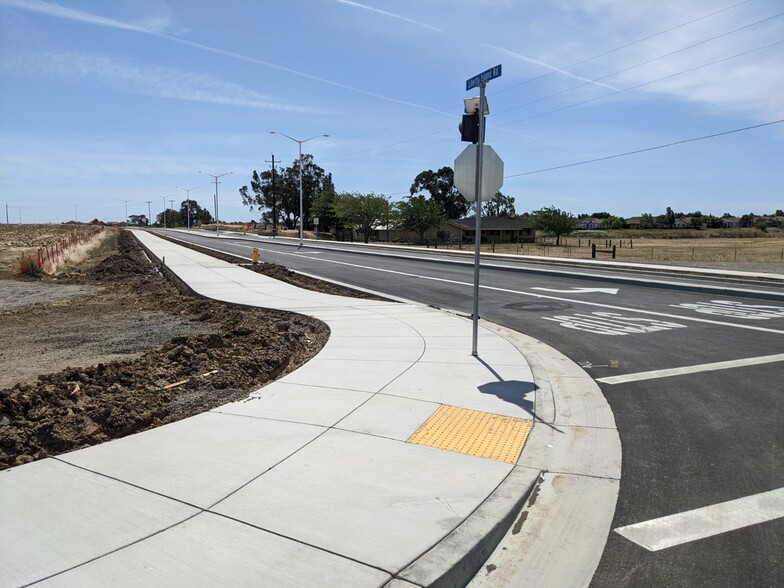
[495, 39, 784, 130]
[321, 38, 783, 165]
[320, 0, 763, 158]
[492, 0, 758, 96]
[505, 119, 784, 179]
[492, 11, 784, 120]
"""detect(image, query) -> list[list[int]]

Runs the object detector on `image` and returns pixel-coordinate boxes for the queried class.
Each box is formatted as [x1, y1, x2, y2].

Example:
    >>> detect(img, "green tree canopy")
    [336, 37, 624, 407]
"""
[601, 215, 625, 230]
[396, 195, 444, 241]
[640, 213, 656, 229]
[409, 166, 469, 219]
[128, 214, 148, 226]
[531, 206, 577, 245]
[310, 189, 341, 233]
[179, 200, 212, 227]
[483, 191, 516, 217]
[333, 192, 390, 243]
[239, 154, 331, 230]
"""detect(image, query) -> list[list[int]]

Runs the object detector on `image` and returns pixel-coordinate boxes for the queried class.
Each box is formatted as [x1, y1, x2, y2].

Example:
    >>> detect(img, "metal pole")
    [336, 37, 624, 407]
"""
[298, 142, 304, 246]
[471, 83, 486, 357]
[162, 196, 166, 228]
[146, 201, 152, 227]
[214, 177, 219, 235]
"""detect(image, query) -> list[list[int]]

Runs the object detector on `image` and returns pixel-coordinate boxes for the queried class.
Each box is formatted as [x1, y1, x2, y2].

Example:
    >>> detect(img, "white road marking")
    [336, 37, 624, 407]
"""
[615, 487, 784, 551]
[532, 287, 618, 294]
[222, 242, 784, 335]
[542, 312, 686, 336]
[671, 300, 784, 320]
[596, 353, 784, 384]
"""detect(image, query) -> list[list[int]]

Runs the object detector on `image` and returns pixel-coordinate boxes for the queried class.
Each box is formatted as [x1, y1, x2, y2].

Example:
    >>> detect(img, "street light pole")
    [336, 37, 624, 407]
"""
[161, 195, 167, 228]
[270, 131, 329, 246]
[199, 171, 232, 236]
[145, 201, 152, 227]
[118, 199, 130, 224]
[177, 186, 199, 230]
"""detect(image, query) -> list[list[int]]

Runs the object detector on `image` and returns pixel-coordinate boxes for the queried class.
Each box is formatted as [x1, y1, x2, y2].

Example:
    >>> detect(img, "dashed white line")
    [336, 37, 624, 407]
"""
[615, 487, 784, 551]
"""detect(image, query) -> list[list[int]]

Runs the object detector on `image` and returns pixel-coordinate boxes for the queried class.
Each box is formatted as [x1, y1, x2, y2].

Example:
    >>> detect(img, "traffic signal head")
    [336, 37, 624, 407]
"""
[460, 113, 480, 143]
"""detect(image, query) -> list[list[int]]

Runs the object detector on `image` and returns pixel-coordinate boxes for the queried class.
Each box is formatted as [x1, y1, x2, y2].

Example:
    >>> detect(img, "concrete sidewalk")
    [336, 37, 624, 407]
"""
[1, 231, 620, 587]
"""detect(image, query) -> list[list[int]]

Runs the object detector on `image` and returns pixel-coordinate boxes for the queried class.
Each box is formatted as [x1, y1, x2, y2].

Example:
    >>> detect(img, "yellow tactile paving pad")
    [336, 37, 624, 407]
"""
[407, 405, 533, 464]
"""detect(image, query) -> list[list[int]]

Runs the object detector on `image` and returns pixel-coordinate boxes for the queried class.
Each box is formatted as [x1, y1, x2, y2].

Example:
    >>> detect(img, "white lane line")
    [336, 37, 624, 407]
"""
[615, 487, 784, 551]
[596, 353, 784, 384]
[226, 242, 784, 336]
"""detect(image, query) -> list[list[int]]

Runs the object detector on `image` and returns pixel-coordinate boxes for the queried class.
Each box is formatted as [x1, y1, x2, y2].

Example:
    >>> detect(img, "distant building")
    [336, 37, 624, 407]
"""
[575, 217, 603, 230]
[721, 217, 741, 229]
[374, 217, 534, 244]
[625, 216, 642, 229]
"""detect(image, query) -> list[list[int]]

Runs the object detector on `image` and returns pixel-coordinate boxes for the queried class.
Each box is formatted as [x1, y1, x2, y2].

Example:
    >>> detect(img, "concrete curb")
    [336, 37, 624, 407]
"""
[135, 231, 621, 587]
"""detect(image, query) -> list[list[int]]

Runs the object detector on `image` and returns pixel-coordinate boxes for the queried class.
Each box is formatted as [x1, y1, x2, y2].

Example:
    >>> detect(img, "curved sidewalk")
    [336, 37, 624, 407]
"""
[0, 231, 620, 587]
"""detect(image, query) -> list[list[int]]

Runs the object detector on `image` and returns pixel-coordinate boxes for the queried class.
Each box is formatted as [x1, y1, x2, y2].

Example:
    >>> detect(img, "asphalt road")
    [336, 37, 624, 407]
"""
[160, 230, 784, 587]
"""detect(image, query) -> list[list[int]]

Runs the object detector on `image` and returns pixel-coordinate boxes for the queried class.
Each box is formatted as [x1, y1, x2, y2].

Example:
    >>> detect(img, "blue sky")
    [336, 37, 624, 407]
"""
[1, 0, 782, 224]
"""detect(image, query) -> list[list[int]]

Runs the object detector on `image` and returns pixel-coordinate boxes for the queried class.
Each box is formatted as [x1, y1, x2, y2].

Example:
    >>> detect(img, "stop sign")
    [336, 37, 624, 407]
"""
[454, 144, 504, 202]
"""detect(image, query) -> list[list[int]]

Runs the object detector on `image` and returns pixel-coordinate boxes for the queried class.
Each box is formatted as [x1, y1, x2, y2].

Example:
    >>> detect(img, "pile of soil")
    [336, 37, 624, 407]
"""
[0, 230, 332, 469]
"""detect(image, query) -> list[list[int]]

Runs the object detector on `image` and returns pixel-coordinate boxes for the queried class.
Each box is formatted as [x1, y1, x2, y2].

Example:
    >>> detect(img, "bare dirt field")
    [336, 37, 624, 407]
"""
[0, 227, 376, 470]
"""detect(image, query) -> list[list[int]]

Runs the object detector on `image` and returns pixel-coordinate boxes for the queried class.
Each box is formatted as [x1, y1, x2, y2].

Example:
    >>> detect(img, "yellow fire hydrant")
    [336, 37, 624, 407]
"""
[251, 247, 260, 265]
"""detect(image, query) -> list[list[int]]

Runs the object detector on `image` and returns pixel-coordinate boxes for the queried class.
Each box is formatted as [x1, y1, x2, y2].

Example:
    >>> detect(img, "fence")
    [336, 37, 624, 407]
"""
[34, 228, 104, 272]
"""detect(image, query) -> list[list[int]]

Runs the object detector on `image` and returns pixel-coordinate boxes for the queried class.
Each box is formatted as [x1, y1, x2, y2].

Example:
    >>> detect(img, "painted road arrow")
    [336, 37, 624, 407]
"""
[532, 287, 619, 295]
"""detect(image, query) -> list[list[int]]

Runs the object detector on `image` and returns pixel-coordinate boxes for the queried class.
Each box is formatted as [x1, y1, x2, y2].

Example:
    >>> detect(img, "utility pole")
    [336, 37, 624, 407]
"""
[145, 201, 152, 227]
[168, 199, 175, 226]
[176, 186, 198, 230]
[5, 204, 8, 224]
[198, 171, 233, 236]
[264, 153, 278, 233]
[161, 195, 166, 229]
[118, 199, 130, 224]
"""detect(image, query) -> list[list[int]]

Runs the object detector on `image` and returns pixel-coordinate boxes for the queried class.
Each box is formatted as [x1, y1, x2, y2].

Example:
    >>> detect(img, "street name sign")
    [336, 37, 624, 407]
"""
[454, 144, 504, 201]
[466, 64, 502, 91]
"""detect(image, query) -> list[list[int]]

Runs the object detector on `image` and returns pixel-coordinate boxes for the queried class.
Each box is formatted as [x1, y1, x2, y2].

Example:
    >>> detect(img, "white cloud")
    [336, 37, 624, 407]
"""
[4, 51, 323, 112]
[553, 0, 784, 121]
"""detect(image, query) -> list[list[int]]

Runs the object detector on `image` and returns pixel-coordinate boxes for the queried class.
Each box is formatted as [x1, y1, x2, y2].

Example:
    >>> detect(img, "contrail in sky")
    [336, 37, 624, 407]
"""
[0, 0, 446, 113]
[336, 0, 623, 92]
[335, 0, 445, 32]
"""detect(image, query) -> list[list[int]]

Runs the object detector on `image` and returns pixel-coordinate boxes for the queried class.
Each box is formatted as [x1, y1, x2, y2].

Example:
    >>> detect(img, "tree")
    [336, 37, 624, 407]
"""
[128, 214, 148, 226]
[640, 213, 656, 229]
[178, 200, 212, 227]
[531, 206, 577, 245]
[310, 190, 341, 233]
[396, 195, 444, 242]
[155, 209, 181, 227]
[665, 206, 676, 229]
[602, 215, 625, 230]
[483, 191, 516, 217]
[591, 211, 611, 219]
[409, 166, 469, 219]
[333, 192, 389, 243]
[239, 154, 331, 230]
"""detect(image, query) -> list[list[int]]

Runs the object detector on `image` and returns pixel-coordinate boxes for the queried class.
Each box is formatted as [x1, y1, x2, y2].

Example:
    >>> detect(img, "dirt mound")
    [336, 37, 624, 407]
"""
[0, 230, 329, 469]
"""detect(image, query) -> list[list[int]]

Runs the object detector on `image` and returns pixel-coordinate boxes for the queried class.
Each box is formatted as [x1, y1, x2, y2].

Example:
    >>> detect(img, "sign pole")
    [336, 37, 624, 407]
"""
[471, 83, 486, 357]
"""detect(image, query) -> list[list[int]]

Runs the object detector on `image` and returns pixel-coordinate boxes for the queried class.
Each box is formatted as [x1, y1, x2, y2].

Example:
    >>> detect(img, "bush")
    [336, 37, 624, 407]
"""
[16, 255, 43, 278]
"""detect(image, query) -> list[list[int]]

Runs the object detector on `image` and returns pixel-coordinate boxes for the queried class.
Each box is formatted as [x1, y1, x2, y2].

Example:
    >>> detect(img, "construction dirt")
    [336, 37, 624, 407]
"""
[0, 227, 377, 470]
